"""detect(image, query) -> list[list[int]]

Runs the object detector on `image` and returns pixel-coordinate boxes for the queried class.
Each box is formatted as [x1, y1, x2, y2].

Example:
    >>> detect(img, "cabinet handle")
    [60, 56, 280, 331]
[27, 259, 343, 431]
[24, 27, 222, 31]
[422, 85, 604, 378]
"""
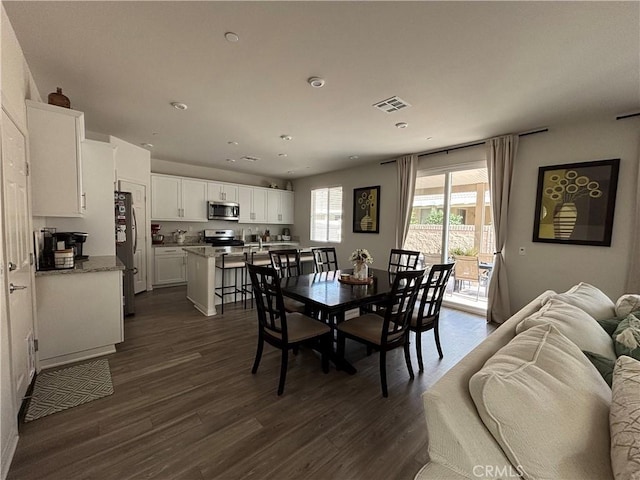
[82, 193, 87, 210]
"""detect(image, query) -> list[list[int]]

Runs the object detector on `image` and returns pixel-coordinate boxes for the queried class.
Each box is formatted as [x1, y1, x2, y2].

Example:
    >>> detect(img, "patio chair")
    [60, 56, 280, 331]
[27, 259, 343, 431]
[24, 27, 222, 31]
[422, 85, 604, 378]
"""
[453, 255, 482, 301]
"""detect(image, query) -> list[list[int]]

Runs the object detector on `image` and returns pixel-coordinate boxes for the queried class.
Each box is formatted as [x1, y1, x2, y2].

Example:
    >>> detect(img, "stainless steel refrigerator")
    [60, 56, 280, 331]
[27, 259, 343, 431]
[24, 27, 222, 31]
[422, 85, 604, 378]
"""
[115, 192, 136, 315]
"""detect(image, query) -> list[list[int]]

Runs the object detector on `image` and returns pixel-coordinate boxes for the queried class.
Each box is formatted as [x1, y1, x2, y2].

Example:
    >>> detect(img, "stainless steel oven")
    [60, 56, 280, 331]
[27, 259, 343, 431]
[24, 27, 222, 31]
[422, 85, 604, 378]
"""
[208, 201, 240, 221]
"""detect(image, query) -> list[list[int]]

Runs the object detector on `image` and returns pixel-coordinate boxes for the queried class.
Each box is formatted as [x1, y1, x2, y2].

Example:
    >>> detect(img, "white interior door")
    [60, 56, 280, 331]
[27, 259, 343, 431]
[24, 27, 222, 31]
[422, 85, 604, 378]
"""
[119, 180, 147, 294]
[2, 109, 36, 407]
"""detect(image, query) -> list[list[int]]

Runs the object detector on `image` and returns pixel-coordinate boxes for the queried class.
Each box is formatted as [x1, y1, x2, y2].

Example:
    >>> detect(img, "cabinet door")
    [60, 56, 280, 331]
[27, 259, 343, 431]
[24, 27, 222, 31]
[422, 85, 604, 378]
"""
[151, 175, 181, 220]
[222, 184, 239, 203]
[154, 254, 187, 285]
[238, 186, 254, 222]
[252, 188, 268, 223]
[281, 191, 294, 224]
[207, 182, 223, 201]
[27, 101, 85, 217]
[267, 189, 281, 224]
[182, 178, 208, 221]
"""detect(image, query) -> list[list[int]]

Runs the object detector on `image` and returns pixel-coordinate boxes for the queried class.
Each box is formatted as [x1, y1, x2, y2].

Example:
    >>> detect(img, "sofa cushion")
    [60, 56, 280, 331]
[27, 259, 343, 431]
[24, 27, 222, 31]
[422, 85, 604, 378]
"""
[470, 324, 612, 480]
[516, 298, 617, 360]
[545, 282, 616, 320]
[615, 294, 640, 317]
[612, 313, 640, 361]
[610, 355, 640, 480]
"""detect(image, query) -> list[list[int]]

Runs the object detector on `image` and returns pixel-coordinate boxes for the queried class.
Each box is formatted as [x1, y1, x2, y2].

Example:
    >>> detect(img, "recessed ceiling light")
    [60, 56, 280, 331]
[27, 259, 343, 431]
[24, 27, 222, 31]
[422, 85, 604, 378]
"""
[426, 136, 433, 140]
[227, 141, 238, 145]
[307, 77, 325, 88]
[278, 153, 288, 157]
[349, 155, 359, 160]
[280, 134, 293, 141]
[171, 102, 188, 110]
[224, 32, 239, 42]
[287, 170, 294, 174]
[395, 122, 408, 129]
[241, 156, 260, 162]
[140, 143, 153, 149]
[152, 132, 158, 136]
[226, 158, 236, 163]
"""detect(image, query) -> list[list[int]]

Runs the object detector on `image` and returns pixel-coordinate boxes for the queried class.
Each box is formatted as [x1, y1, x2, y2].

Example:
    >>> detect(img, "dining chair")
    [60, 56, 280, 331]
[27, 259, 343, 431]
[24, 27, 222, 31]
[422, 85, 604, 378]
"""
[453, 255, 482, 300]
[247, 263, 331, 395]
[269, 249, 306, 313]
[410, 263, 455, 371]
[336, 268, 425, 397]
[312, 247, 339, 273]
[388, 248, 421, 273]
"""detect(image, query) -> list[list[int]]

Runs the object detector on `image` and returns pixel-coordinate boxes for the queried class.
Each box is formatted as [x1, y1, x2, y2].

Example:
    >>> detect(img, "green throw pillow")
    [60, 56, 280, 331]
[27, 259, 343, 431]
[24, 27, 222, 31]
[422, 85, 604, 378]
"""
[583, 350, 615, 387]
[597, 309, 640, 336]
[612, 313, 640, 361]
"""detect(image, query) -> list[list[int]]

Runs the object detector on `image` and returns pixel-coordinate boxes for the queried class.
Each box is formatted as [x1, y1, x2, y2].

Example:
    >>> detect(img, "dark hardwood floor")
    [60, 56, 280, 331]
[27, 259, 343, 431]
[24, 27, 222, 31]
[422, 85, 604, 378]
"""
[8, 286, 494, 480]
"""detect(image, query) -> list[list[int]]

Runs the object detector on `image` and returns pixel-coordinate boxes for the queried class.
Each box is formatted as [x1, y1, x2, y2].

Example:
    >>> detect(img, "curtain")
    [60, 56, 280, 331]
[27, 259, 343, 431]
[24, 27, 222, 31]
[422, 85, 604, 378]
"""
[625, 135, 640, 292]
[486, 135, 518, 324]
[395, 154, 417, 249]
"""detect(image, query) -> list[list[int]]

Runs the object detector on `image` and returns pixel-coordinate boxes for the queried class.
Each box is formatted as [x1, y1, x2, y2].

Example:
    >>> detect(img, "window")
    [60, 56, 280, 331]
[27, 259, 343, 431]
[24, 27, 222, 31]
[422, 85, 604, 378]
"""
[310, 186, 343, 242]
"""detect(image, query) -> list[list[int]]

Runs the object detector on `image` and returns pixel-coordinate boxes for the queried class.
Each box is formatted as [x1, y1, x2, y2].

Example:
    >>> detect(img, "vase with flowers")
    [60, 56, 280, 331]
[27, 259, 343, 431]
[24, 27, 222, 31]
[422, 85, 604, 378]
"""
[349, 248, 373, 280]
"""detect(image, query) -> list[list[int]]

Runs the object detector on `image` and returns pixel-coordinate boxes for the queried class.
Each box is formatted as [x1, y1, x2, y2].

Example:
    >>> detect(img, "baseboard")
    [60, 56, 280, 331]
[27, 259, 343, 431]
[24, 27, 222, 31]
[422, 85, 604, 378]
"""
[38, 345, 116, 370]
[1, 427, 18, 480]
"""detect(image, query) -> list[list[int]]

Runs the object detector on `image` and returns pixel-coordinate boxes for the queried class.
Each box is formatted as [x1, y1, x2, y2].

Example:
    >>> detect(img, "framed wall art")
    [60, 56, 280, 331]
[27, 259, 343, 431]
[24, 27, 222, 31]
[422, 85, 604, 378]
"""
[353, 185, 380, 234]
[532, 158, 620, 246]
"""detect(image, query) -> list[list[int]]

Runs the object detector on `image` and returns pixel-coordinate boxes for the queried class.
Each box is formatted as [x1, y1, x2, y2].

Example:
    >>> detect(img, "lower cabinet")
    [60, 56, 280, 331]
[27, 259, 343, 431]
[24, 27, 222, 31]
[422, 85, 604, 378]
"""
[154, 247, 187, 286]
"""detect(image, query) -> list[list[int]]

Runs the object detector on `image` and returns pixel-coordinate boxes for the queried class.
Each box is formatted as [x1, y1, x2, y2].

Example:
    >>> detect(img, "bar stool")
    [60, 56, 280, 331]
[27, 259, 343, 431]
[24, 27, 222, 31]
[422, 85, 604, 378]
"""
[244, 250, 271, 308]
[215, 252, 247, 314]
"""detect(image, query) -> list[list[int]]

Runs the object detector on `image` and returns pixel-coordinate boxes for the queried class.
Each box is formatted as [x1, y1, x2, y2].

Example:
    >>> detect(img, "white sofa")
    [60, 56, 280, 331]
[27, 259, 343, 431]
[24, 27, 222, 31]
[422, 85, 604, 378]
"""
[414, 285, 640, 480]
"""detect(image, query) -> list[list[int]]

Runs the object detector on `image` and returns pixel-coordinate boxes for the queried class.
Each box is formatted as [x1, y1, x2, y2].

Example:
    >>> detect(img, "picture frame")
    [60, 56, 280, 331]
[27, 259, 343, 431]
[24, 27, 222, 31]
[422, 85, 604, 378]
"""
[353, 185, 380, 234]
[532, 158, 620, 246]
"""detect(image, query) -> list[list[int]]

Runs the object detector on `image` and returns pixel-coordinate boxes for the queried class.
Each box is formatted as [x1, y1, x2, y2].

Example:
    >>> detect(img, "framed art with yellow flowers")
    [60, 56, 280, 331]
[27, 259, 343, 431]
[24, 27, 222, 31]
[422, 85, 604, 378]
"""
[532, 158, 620, 246]
[353, 185, 380, 233]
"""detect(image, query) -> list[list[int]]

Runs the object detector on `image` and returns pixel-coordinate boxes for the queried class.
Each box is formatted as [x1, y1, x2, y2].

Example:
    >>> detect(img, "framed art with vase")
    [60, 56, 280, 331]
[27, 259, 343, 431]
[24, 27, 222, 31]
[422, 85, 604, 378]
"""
[532, 158, 620, 246]
[353, 185, 380, 233]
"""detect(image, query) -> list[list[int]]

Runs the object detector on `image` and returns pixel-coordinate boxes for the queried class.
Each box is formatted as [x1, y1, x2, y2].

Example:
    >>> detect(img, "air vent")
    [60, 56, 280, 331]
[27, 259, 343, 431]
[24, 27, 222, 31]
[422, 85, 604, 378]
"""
[241, 156, 260, 162]
[373, 96, 411, 113]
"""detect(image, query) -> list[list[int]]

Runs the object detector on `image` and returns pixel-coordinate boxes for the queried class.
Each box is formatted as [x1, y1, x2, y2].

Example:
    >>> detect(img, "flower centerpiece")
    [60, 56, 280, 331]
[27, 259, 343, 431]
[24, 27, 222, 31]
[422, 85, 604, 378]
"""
[349, 248, 373, 280]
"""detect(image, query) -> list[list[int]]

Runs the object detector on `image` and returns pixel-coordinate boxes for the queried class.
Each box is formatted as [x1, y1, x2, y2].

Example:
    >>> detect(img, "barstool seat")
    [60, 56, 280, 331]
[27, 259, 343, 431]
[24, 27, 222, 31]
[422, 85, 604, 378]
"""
[214, 252, 247, 314]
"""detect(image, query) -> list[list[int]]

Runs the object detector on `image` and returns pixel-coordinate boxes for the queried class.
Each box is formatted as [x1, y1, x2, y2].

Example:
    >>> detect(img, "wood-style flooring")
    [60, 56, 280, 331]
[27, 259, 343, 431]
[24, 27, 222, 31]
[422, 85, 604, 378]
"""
[8, 287, 495, 480]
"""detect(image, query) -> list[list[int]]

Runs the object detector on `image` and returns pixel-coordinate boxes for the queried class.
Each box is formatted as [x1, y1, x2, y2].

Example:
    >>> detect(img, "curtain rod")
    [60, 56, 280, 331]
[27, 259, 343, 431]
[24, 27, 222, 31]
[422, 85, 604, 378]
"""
[380, 128, 549, 165]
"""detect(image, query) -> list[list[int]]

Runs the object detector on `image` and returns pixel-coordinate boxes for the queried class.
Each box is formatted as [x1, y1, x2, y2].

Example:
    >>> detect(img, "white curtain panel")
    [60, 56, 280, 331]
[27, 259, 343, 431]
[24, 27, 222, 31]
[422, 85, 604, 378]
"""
[487, 135, 518, 324]
[625, 135, 640, 292]
[396, 154, 417, 249]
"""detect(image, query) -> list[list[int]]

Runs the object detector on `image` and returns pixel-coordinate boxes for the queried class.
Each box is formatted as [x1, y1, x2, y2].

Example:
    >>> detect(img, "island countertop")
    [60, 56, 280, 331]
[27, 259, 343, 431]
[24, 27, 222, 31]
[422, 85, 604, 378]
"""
[35, 255, 125, 277]
[182, 245, 319, 258]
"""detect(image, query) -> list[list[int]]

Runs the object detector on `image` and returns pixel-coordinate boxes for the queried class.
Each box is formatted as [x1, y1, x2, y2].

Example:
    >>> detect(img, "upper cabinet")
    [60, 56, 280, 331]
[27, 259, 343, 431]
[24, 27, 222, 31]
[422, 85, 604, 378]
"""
[26, 101, 85, 217]
[267, 190, 294, 224]
[238, 186, 268, 223]
[207, 182, 238, 203]
[151, 174, 207, 221]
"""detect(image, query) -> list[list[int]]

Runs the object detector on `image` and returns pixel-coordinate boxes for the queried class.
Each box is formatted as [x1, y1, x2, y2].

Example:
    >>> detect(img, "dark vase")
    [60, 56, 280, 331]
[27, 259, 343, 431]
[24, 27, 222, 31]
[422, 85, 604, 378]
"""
[48, 87, 70, 108]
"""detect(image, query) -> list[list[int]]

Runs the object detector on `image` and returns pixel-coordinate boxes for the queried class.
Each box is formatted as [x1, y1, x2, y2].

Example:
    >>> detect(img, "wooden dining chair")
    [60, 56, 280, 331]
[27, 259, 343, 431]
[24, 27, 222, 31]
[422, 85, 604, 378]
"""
[388, 248, 421, 273]
[312, 247, 339, 273]
[247, 263, 331, 395]
[336, 268, 425, 397]
[269, 249, 306, 313]
[410, 263, 455, 371]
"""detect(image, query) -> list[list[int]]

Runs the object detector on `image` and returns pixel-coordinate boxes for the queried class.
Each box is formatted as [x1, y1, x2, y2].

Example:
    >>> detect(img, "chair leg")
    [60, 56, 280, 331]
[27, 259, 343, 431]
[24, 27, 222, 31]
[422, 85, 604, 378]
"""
[379, 350, 388, 398]
[434, 322, 443, 359]
[404, 340, 414, 380]
[366, 346, 372, 356]
[277, 347, 288, 396]
[416, 330, 424, 372]
[251, 334, 264, 374]
[336, 333, 345, 371]
[321, 335, 330, 374]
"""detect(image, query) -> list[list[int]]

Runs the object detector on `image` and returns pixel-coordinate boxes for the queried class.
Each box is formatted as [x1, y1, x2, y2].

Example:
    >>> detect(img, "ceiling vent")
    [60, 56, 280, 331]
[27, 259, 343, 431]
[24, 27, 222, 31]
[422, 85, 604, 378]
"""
[241, 155, 260, 162]
[373, 96, 411, 113]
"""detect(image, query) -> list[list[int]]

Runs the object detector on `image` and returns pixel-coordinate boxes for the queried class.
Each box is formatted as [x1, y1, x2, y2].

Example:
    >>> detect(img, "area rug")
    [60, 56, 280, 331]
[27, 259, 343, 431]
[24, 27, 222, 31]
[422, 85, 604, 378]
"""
[25, 358, 114, 422]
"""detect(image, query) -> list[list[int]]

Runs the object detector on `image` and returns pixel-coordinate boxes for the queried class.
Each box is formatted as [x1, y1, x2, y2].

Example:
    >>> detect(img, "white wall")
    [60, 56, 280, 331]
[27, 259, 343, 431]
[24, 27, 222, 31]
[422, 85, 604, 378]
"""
[293, 116, 640, 314]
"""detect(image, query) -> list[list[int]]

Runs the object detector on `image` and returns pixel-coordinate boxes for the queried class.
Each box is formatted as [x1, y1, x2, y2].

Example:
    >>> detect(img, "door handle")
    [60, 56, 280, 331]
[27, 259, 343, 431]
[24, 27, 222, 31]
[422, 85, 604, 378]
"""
[8, 261, 17, 271]
[9, 283, 27, 294]
[132, 267, 139, 275]
[132, 207, 138, 253]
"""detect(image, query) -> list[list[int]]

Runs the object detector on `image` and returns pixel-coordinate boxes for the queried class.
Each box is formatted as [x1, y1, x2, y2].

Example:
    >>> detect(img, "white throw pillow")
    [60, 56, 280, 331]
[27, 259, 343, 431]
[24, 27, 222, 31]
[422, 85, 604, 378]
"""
[615, 294, 640, 318]
[517, 298, 617, 360]
[610, 355, 640, 480]
[470, 324, 612, 480]
[545, 282, 616, 320]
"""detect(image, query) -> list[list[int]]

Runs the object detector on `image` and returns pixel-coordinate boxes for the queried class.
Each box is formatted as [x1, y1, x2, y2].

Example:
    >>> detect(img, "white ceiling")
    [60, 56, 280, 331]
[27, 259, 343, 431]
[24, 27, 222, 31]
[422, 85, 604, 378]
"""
[4, 1, 639, 179]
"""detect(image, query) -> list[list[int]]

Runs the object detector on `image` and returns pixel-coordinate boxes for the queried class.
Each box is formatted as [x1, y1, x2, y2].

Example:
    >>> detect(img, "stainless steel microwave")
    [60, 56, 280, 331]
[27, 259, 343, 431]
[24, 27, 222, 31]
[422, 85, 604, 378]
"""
[208, 201, 240, 221]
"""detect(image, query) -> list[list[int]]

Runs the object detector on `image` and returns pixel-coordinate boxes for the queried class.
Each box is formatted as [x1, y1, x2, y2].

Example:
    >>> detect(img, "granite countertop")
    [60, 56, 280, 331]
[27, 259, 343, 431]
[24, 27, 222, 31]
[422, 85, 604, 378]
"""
[153, 241, 203, 248]
[35, 255, 125, 277]
[182, 245, 319, 259]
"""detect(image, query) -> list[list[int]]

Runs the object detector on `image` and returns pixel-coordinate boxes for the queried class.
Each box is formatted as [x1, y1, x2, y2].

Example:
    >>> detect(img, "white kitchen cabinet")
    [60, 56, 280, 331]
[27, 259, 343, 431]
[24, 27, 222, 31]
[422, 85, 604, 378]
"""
[151, 174, 207, 221]
[238, 186, 268, 223]
[26, 100, 85, 217]
[267, 190, 294, 224]
[207, 182, 238, 203]
[154, 246, 187, 286]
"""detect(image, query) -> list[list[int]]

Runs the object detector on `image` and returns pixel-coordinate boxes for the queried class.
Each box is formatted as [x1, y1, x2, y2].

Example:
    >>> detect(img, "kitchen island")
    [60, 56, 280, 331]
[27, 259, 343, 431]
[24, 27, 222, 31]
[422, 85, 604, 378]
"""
[183, 245, 317, 316]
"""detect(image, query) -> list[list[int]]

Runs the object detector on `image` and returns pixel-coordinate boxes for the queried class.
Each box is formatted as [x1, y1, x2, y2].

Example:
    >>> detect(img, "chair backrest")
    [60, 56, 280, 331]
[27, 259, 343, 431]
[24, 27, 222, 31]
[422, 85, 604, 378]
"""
[269, 249, 302, 278]
[388, 248, 421, 273]
[381, 269, 425, 342]
[246, 263, 289, 341]
[454, 256, 480, 281]
[312, 247, 339, 273]
[416, 263, 455, 323]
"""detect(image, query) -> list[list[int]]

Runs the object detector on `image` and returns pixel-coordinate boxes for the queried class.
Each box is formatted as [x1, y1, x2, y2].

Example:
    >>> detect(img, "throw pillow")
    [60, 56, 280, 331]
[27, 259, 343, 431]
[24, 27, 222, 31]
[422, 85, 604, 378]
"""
[545, 282, 616, 320]
[610, 355, 640, 480]
[516, 298, 617, 360]
[616, 294, 640, 317]
[612, 313, 640, 361]
[583, 350, 615, 387]
[470, 324, 612, 480]
[597, 310, 640, 336]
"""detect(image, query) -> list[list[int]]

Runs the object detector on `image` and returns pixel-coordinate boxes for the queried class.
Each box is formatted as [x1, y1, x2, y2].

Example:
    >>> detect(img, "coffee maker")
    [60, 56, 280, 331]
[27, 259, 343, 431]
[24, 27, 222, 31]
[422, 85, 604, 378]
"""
[56, 232, 89, 259]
